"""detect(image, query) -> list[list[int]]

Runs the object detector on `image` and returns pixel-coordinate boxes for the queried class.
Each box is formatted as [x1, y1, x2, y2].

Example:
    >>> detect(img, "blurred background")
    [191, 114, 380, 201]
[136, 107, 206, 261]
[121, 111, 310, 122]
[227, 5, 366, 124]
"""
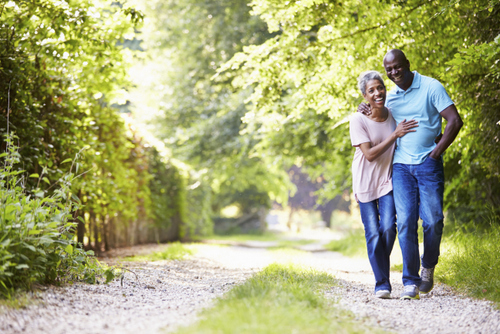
[1, 0, 499, 253]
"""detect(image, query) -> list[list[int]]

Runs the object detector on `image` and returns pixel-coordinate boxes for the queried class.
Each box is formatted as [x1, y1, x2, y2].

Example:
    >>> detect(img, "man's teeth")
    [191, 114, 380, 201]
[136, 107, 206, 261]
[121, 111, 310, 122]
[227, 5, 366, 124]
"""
[394, 76, 402, 80]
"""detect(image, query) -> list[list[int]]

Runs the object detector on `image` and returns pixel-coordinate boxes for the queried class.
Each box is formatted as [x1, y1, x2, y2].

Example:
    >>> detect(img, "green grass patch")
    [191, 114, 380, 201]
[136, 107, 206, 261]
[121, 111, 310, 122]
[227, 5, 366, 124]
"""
[0, 291, 39, 312]
[324, 229, 367, 258]
[176, 263, 377, 334]
[277, 239, 314, 247]
[390, 263, 403, 272]
[124, 242, 194, 262]
[437, 224, 500, 303]
[267, 247, 309, 257]
[203, 231, 281, 242]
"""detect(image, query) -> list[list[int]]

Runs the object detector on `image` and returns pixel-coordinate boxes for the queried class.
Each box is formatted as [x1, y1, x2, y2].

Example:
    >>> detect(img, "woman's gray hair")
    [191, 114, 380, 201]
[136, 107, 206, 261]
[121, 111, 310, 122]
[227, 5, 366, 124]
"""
[357, 71, 385, 95]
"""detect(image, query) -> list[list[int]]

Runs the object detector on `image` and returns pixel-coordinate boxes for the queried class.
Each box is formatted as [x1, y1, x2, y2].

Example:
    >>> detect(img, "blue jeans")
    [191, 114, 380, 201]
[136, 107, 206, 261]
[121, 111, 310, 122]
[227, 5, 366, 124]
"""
[358, 191, 397, 292]
[393, 156, 444, 286]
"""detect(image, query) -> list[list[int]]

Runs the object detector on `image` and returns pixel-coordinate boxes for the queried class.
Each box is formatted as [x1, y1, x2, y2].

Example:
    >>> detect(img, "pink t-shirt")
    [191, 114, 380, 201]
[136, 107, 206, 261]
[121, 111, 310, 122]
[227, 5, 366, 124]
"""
[349, 111, 396, 203]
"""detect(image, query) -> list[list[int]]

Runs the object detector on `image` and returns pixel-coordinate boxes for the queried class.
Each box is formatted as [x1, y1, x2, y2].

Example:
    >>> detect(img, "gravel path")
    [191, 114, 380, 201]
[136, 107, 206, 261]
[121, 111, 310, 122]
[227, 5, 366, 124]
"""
[1, 242, 499, 334]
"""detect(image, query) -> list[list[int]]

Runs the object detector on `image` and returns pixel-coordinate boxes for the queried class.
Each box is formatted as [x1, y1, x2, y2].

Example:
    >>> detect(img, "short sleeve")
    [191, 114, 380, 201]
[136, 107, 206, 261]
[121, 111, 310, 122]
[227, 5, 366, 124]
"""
[350, 114, 370, 147]
[430, 79, 454, 113]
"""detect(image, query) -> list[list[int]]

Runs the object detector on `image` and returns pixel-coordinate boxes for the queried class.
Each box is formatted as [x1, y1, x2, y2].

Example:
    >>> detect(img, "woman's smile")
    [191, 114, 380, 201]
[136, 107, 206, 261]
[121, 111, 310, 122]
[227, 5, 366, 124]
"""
[364, 79, 386, 108]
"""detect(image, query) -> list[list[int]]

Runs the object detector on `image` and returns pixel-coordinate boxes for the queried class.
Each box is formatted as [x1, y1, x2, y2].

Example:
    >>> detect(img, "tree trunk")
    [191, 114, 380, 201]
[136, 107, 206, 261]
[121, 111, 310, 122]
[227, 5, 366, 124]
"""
[103, 215, 109, 252]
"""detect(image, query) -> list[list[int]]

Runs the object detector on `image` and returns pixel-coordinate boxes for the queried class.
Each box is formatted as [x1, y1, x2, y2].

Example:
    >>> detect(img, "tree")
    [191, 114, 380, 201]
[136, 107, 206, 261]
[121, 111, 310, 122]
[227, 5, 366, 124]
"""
[0, 0, 195, 251]
[129, 0, 291, 215]
[220, 0, 500, 225]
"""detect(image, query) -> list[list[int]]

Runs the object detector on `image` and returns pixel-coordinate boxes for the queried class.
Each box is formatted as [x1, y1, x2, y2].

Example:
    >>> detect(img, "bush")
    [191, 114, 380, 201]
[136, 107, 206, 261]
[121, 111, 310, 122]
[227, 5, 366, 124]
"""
[0, 136, 108, 296]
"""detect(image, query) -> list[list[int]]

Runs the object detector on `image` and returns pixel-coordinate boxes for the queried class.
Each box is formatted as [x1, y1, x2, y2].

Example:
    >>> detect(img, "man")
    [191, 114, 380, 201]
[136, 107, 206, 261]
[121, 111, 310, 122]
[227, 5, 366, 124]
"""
[359, 49, 463, 300]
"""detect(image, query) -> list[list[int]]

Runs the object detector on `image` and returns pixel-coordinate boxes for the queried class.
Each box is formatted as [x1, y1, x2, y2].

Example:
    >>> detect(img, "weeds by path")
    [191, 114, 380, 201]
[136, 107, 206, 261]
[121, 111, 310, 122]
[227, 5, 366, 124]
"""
[324, 229, 366, 257]
[177, 263, 379, 334]
[438, 225, 500, 304]
[122, 242, 194, 262]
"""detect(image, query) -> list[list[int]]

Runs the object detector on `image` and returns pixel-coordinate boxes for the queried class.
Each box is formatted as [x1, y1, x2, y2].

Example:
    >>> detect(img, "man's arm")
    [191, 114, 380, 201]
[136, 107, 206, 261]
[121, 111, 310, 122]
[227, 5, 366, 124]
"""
[429, 104, 463, 159]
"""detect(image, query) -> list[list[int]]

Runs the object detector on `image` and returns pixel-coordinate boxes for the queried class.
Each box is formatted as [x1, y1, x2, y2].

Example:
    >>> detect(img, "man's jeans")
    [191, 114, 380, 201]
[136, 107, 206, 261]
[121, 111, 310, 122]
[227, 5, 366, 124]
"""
[359, 191, 397, 292]
[393, 157, 444, 286]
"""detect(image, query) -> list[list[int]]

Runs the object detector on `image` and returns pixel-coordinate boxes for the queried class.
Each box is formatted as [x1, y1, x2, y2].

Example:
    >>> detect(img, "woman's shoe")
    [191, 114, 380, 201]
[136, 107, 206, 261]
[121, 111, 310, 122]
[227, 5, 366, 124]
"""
[375, 290, 391, 299]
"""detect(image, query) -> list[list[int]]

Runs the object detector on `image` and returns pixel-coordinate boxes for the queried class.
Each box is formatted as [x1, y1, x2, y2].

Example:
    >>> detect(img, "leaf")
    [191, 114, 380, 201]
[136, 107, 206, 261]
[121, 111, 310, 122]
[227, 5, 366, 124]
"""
[65, 244, 73, 255]
[48, 222, 59, 228]
[35, 191, 45, 198]
[22, 243, 37, 253]
[104, 268, 115, 284]
[61, 158, 73, 164]
[42, 177, 50, 185]
[28, 230, 42, 235]
[15, 264, 29, 270]
[29, 173, 40, 178]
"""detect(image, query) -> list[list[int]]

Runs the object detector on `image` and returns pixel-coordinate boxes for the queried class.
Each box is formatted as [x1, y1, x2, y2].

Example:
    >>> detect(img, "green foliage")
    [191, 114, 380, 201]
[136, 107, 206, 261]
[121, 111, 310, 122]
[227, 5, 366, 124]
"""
[219, 0, 500, 222]
[147, 150, 185, 230]
[324, 230, 367, 258]
[177, 263, 375, 334]
[130, 0, 292, 216]
[0, 291, 38, 309]
[183, 174, 214, 238]
[0, 0, 201, 250]
[437, 217, 500, 303]
[0, 135, 110, 296]
[439, 0, 500, 224]
[206, 231, 280, 242]
[124, 242, 194, 262]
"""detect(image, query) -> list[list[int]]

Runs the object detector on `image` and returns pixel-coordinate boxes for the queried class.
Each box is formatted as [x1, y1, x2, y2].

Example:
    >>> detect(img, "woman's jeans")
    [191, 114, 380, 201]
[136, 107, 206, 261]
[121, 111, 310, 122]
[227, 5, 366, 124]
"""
[393, 156, 444, 286]
[358, 191, 397, 292]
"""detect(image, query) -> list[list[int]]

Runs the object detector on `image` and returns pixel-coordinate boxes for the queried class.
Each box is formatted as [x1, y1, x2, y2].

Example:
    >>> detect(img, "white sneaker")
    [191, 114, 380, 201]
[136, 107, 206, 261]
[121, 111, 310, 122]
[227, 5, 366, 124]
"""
[375, 290, 391, 299]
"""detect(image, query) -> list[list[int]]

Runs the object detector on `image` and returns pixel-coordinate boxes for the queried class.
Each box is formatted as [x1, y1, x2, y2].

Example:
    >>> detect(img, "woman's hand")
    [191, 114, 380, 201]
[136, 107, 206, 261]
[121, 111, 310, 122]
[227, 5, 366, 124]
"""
[394, 119, 418, 138]
[357, 118, 418, 162]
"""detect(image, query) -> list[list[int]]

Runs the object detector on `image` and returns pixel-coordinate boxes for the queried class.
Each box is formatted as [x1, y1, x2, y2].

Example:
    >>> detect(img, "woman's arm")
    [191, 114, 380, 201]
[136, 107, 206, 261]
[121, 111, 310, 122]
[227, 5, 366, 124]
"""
[357, 119, 418, 162]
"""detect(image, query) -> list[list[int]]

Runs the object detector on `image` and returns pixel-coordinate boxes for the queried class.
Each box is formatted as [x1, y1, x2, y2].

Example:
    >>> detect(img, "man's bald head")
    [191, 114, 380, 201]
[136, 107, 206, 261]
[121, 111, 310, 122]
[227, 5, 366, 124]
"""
[384, 49, 408, 63]
[383, 49, 413, 90]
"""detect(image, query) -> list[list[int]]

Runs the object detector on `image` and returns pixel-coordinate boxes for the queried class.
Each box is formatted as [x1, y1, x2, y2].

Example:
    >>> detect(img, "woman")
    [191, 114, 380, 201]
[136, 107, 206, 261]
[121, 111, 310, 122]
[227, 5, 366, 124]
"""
[350, 71, 418, 299]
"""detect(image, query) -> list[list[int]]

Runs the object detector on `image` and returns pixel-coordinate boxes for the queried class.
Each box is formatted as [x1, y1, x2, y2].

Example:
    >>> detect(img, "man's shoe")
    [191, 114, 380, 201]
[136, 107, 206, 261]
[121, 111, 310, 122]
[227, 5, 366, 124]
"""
[400, 285, 420, 300]
[375, 290, 391, 299]
[420, 266, 435, 294]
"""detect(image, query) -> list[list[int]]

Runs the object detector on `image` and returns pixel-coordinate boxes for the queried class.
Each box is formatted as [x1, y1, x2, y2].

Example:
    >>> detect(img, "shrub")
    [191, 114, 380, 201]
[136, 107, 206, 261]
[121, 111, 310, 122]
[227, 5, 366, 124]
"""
[0, 136, 108, 297]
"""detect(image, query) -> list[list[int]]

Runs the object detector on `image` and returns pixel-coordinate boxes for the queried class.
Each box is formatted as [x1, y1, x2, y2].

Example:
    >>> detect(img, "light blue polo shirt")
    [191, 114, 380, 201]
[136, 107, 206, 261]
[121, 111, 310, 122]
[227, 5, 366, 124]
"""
[386, 71, 454, 165]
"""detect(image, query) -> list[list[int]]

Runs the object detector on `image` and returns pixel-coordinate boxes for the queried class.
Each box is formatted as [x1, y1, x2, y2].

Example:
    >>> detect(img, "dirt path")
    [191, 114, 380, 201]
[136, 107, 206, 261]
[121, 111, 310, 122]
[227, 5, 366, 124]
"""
[1, 242, 499, 333]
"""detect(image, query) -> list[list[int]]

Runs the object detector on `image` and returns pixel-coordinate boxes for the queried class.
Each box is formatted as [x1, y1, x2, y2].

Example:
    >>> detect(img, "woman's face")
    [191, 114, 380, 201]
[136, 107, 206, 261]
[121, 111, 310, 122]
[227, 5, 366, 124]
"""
[363, 79, 386, 108]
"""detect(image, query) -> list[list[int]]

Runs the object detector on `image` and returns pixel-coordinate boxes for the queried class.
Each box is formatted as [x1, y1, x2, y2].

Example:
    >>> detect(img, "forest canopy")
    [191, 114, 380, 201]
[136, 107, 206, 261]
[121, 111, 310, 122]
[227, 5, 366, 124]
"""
[214, 0, 500, 224]
[1, 0, 499, 244]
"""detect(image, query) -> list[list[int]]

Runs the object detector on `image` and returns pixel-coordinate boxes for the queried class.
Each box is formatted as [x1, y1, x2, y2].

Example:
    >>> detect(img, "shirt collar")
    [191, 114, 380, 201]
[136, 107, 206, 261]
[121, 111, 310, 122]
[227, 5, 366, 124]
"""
[395, 71, 420, 94]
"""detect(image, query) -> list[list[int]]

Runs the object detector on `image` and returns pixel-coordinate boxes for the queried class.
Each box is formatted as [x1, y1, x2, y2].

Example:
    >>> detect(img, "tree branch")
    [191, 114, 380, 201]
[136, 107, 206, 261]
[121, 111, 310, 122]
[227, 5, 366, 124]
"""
[329, 2, 427, 43]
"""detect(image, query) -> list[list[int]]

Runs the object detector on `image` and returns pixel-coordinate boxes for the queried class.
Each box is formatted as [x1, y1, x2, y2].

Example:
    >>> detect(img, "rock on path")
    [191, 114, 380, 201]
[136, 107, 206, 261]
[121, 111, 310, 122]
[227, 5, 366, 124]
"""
[0, 243, 499, 334]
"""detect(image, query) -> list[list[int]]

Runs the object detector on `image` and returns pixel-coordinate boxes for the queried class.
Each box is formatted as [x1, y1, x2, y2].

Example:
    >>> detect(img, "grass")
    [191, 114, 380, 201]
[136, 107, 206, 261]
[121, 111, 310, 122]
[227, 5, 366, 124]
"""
[0, 291, 39, 312]
[437, 224, 500, 304]
[267, 239, 315, 251]
[203, 231, 315, 250]
[324, 229, 367, 257]
[176, 263, 378, 334]
[203, 231, 281, 242]
[123, 242, 194, 262]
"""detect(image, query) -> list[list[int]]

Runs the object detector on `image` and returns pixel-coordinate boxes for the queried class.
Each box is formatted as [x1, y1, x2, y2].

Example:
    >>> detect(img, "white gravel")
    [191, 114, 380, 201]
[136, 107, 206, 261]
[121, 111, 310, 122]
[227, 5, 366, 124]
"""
[1, 242, 499, 334]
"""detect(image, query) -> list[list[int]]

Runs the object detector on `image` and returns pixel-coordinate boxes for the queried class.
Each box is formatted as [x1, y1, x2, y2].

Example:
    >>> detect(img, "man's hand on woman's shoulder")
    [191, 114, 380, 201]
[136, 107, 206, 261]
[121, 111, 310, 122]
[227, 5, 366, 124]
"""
[357, 102, 372, 115]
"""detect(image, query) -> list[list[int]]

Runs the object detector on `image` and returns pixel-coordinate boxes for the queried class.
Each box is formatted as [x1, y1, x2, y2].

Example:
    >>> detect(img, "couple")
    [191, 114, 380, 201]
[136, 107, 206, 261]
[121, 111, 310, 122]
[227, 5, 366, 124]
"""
[350, 49, 463, 300]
